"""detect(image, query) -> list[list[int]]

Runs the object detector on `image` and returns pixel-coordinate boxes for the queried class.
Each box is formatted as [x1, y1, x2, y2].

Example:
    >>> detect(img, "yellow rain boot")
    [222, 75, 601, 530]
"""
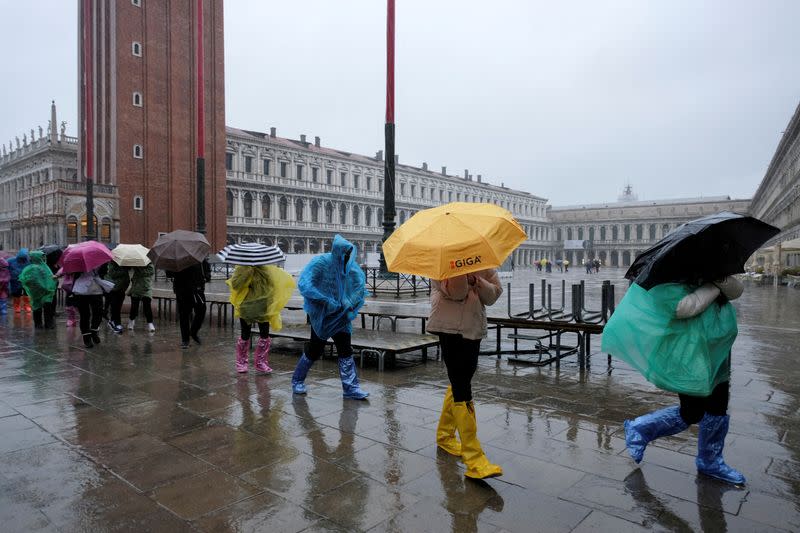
[452, 400, 503, 479]
[436, 386, 461, 456]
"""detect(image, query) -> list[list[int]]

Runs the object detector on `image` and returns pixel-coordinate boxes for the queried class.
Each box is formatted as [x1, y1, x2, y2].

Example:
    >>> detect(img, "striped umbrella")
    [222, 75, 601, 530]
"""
[218, 242, 285, 266]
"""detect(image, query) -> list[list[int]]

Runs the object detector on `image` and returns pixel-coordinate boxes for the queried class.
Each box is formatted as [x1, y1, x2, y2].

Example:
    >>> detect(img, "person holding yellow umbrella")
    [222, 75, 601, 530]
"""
[383, 202, 526, 479]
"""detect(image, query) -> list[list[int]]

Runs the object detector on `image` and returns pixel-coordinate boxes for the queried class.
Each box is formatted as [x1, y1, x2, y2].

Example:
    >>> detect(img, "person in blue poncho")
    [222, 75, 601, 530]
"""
[291, 234, 369, 400]
[8, 248, 31, 314]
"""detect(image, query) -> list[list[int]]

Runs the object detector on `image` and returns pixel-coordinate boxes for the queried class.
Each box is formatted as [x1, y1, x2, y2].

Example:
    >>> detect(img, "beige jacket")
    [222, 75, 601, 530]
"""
[427, 269, 502, 340]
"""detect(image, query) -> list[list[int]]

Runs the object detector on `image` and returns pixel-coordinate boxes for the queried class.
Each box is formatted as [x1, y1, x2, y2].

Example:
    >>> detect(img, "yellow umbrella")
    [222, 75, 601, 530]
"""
[112, 244, 151, 267]
[383, 202, 527, 280]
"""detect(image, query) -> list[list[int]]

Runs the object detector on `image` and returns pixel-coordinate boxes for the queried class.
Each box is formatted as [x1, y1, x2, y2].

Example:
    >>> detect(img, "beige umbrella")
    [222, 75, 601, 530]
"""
[112, 244, 151, 267]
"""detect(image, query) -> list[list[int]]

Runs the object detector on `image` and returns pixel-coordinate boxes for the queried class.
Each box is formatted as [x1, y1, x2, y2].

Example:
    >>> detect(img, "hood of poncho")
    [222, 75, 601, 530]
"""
[298, 234, 366, 339]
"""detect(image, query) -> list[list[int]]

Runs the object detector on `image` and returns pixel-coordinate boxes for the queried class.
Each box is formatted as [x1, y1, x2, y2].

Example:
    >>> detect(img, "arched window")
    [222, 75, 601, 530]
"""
[279, 197, 288, 220]
[295, 198, 304, 221]
[261, 194, 271, 218]
[339, 204, 347, 225]
[612, 226, 619, 241]
[377, 208, 383, 226]
[600, 226, 606, 240]
[662, 223, 670, 236]
[588, 227, 595, 241]
[243, 192, 253, 218]
[100, 217, 112, 242]
[624, 225, 631, 240]
[325, 202, 334, 224]
[226, 190, 233, 216]
[557, 228, 562, 241]
[577, 227, 584, 240]
[649, 224, 656, 241]
[311, 200, 320, 223]
[567, 228, 573, 240]
[66, 216, 78, 244]
[364, 206, 372, 227]
[352, 205, 360, 226]
[399, 211, 406, 224]
[636, 224, 643, 240]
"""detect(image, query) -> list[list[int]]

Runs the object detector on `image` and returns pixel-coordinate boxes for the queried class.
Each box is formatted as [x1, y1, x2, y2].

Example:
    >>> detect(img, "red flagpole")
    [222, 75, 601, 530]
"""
[83, 0, 95, 240]
[379, 0, 396, 272]
[196, 0, 206, 234]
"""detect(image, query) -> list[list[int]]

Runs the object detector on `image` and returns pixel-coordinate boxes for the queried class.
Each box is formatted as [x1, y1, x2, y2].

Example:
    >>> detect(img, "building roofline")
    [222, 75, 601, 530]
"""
[225, 125, 549, 202]
[550, 195, 751, 211]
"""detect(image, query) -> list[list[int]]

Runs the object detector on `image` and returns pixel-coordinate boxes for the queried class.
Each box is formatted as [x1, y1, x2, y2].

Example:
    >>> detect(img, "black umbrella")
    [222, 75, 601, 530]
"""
[37, 244, 64, 267]
[625, 211, 780, 290]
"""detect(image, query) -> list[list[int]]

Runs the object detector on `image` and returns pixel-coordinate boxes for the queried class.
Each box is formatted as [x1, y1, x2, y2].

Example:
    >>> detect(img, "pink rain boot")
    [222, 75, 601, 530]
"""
[65, 306, 77, 327]
[253, 337, 273, 374]
[236, 338, 249, 373]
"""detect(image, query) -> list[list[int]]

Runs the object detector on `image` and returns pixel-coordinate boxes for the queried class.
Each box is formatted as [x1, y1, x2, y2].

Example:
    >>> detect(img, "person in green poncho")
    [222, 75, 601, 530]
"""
[602, 277, 746, 486]
[127, 263, 155, 333]
[18, 251, 57, 329]
[228, 264, 295, 374]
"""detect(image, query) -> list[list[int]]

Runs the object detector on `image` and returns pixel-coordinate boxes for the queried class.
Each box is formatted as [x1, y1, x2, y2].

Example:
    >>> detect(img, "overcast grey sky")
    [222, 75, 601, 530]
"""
[2, 0, 799, 205]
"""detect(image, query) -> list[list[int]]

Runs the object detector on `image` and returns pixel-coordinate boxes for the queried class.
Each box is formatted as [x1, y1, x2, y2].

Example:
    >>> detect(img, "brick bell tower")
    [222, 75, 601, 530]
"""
[78, 0, 227, 249]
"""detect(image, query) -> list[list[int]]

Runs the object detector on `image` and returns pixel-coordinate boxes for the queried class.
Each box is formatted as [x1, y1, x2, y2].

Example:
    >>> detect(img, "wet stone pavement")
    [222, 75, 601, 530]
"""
[0, 268, 799, 532]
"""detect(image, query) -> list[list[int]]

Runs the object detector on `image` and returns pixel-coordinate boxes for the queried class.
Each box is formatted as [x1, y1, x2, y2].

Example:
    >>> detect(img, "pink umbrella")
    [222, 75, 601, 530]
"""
[58, 241, 114, 274]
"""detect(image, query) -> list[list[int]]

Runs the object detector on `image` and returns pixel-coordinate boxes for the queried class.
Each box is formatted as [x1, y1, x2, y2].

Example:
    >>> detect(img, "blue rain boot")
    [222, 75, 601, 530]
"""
[624, 406, 688, 463]
[291, 353, 315, 395]
[696, 414, 745, 485]
[338, 356, 369, 400]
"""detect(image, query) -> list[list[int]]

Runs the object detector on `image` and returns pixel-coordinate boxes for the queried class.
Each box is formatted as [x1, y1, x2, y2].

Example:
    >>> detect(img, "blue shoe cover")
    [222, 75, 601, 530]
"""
[624, 406, 688, 463]
[292, 354, 314, 395]
[696, 414, 745, 485]
[338, 356, 369, 400]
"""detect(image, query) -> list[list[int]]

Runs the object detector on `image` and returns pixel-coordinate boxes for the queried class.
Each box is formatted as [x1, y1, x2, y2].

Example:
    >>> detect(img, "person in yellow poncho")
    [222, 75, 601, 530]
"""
[227, 264, 295, 374]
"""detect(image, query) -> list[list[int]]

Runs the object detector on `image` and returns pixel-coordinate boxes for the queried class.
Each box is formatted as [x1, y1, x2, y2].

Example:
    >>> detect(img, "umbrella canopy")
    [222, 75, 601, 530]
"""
[383, 202, 526, 280]
[58, 241, 114, 274]
[37, 244, 64, 266]
[218, 242, 286, 266]
[625, 211, 780, 290]
[112, 244, 152, 267]
[147, 230, 210, 272]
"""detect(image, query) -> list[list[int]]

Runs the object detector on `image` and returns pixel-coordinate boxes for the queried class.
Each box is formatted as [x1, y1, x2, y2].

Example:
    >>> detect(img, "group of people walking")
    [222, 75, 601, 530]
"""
[0, 209, 761, 489]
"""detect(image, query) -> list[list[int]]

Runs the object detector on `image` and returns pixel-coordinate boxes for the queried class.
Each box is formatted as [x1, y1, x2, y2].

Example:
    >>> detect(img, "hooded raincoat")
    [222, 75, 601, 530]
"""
[19, 251, 57, 310]
[8, 248, 30, 297]
[129, 264, 155, 298]
[227, 265, 295, 330]
[0, 257, 10, 299]
[105, 262, 131, 293]
[298, 234, 367, 340]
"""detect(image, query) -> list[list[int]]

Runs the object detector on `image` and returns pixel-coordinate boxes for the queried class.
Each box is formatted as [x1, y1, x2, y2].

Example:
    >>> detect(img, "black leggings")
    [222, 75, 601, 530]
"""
[240, 319, 269, 340]
[678, 381, 729, 425]
[306, 326, 352, 360]
[129, 296, 153, 322]
[107, 291, 126, 323]
[75, 295, 103, 335]
[438, 333, 481, 403]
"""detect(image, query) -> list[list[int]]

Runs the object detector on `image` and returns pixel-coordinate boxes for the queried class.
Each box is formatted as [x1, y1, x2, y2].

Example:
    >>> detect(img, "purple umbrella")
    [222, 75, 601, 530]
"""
[57, 241, 114, 274]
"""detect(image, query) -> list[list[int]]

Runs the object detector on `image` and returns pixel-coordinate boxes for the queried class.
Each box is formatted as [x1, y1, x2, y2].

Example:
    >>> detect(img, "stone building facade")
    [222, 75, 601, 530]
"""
[748, 102, 800, 270]
[549, 187, 751, 267]
[224, 127, 552, 266]
[0, 102, 118, 251]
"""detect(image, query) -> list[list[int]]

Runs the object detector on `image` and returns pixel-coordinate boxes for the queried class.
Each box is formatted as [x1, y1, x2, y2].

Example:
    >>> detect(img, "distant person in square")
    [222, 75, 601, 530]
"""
[167, 259, 211, 349]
